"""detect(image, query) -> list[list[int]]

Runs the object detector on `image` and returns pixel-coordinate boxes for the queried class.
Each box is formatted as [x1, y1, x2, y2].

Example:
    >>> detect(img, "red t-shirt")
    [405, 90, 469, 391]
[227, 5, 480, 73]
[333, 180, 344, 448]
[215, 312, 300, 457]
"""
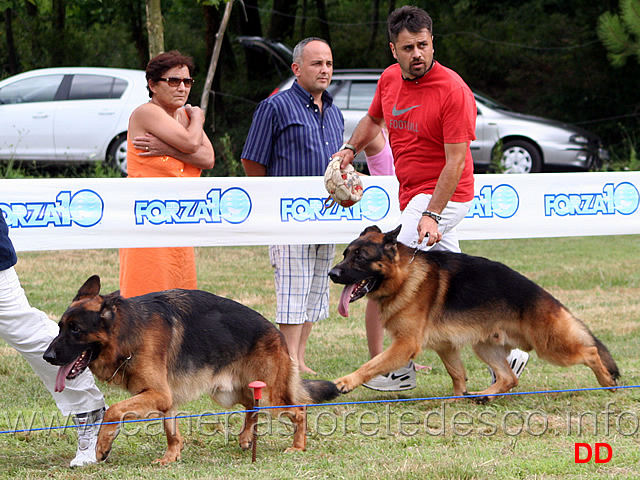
[369, 62, 476, 210]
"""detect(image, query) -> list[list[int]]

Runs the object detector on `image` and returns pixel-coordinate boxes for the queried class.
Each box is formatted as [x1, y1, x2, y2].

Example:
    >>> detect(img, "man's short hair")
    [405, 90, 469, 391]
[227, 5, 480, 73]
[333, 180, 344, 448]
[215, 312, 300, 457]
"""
[388, 6, 433, 43]
[292, 37, 330, 65]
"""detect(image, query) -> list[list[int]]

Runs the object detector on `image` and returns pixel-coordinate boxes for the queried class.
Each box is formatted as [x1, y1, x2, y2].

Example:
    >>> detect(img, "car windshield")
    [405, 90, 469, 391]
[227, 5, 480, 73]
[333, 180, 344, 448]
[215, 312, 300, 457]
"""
[474, 91, 513, 112]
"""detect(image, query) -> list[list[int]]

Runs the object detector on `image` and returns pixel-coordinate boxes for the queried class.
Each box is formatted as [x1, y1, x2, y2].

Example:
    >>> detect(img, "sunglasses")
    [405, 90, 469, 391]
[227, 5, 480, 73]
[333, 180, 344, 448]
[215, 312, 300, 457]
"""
[158, 77, 194, 87]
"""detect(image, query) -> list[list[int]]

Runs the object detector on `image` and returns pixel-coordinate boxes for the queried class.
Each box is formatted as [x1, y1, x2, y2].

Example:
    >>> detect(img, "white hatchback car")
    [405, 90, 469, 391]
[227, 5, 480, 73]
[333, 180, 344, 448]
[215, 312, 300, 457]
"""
[0, 67, 149, 174]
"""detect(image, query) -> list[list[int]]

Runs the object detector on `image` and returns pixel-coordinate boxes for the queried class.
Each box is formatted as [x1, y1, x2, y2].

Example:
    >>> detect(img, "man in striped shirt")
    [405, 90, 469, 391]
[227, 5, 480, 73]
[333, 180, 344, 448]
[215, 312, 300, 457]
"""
[241, 37, 344, 374]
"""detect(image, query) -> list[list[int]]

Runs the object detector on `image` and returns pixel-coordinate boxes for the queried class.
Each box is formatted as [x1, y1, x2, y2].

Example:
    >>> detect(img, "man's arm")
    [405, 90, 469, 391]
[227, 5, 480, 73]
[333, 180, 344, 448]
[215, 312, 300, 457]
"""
[337, 114, 385, 169]
[241, 158, 267, 176]
[417, 142, 468, 246]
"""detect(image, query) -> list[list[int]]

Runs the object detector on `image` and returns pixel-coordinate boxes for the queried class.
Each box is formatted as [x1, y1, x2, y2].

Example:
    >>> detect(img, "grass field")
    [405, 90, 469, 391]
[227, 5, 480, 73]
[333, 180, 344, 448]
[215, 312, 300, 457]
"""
[1, 235, 639, 479]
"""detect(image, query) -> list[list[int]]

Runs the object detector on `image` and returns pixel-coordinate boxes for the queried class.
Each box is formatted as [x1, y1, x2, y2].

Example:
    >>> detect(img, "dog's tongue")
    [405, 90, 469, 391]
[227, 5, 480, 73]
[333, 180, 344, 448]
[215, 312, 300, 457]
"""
[54, 362, 75, 392]
[338, 284, 357, 317]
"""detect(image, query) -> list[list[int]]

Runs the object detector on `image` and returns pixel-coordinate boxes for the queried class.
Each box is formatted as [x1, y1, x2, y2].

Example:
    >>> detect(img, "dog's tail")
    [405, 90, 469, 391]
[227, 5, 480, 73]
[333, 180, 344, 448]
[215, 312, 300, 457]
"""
[593, 334, 620, 381]
[302, 379, 341, 403]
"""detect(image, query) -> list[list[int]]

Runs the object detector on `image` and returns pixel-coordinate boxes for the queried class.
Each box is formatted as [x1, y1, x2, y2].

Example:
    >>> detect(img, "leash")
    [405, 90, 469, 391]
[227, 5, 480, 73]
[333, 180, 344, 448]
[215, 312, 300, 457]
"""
[106, 353, 132, 384]
[408, 236, 429, 264]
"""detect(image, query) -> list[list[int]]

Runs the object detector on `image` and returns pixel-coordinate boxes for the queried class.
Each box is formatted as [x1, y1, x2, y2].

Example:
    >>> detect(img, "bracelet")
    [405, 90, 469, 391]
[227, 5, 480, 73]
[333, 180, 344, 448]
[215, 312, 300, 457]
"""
[339, 143, 357, 156]
[421, 210, 441, 223]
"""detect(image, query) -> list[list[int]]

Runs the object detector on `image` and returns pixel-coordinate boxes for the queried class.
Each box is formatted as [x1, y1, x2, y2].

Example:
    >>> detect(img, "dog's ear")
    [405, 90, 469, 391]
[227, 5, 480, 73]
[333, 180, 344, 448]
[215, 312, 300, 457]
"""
[100, 294, 120, 327]
[384, 225, 402, 244]
[361, 225, 382, 236]
[382, 225, 402, 258]
[74, 275, 101, 301]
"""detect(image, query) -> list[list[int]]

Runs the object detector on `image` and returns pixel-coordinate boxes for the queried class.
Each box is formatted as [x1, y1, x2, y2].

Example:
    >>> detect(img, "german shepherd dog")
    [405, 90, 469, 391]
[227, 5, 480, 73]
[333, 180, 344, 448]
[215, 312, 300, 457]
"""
[43, 276, 339, 464]
[328, 226, 619, 400]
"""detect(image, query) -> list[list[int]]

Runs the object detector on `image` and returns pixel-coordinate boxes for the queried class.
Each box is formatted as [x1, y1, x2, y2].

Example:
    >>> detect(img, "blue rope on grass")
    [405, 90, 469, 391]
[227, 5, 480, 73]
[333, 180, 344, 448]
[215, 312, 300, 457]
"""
[0, 383, 636, 436]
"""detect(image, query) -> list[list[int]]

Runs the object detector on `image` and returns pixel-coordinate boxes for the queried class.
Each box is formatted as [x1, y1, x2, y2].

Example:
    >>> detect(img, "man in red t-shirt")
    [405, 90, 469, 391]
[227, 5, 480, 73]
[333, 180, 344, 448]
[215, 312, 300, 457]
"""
[335, 5, 528, 391]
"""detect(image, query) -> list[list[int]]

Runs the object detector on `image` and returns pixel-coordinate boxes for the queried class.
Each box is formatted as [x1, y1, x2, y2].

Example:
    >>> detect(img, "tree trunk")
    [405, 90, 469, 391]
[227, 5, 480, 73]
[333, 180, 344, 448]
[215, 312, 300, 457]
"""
[300, 0, 307, 37]
[366, 0, 380, 55]
[4, 8, 19, 74]
[268, 0, 297, 40]
[51, 0, 65, 65]
[236, 0, 271, 80]
[201, 0, 234, 119]
[129, 0, 148, 68]
[145, 0, 164, 58]
[315, 0, 330, 43]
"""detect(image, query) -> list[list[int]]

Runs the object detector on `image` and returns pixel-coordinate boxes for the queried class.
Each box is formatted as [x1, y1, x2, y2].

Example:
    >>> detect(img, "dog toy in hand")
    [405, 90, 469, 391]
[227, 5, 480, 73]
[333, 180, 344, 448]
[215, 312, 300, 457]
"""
[323, 157, 364, 208]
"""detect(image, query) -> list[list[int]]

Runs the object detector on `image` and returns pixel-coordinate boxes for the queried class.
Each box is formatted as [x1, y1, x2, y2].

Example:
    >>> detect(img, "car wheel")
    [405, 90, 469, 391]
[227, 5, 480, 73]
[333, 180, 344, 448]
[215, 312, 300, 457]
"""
[106, 134, 128, 176]
[500, 140, 542, 174]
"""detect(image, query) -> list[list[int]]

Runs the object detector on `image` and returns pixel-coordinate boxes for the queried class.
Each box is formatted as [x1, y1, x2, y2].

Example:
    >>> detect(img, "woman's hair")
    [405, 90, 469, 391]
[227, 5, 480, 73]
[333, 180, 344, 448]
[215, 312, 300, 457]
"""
[387, 6, 433, 44]
[145, 50, 195, 98]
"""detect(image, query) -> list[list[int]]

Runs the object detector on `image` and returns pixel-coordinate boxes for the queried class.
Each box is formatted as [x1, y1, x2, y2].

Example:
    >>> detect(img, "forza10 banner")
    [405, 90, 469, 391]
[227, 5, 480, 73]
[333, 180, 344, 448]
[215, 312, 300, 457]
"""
[1, 172, 639, 252]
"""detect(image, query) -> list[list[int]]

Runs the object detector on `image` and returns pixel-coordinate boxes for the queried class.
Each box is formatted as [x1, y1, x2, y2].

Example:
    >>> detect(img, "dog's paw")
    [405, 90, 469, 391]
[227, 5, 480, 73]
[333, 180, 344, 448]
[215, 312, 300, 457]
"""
[334, 375, 358, 393]
[466, 391, 492, 404]
[96, 425, 119, 462]
[284, 446, 305, 453]
[153, 453, 181, 465]
[239, 438, 252, 451]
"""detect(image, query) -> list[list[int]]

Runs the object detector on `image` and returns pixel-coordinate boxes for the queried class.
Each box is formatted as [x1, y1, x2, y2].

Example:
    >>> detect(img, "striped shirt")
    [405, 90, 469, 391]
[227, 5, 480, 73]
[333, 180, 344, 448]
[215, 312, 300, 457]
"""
[241, 80, 344, 177]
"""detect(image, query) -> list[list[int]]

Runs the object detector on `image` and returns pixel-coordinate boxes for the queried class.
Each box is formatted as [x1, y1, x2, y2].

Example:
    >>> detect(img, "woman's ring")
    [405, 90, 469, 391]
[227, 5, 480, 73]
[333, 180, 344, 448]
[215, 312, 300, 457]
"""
[146, 146, 149, 151]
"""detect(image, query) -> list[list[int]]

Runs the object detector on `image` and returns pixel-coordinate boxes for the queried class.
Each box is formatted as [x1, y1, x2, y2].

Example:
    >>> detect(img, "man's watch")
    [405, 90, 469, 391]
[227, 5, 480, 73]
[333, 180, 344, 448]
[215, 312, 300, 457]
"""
[421, 210, 442, 224]
[339, 143, 357, 156]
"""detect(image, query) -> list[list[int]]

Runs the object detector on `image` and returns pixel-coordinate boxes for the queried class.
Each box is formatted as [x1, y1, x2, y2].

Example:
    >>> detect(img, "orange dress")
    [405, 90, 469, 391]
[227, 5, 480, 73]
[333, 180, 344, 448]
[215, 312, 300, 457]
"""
[119, 136, 202, 298]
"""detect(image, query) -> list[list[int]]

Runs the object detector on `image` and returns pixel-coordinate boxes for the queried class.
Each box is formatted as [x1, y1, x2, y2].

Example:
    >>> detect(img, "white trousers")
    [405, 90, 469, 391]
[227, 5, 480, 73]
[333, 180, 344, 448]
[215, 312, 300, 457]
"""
[0, 267, 105, 416]
[397, 194, 472, 253]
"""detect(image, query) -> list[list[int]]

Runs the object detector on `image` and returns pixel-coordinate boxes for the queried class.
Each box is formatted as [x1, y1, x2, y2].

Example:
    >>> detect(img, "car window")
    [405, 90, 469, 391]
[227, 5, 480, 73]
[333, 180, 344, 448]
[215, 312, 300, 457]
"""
[327, 80, 346, 108]
[0, 74, 64, 104]
[348, 81, 377, 110]
[68, 75, 128, 100]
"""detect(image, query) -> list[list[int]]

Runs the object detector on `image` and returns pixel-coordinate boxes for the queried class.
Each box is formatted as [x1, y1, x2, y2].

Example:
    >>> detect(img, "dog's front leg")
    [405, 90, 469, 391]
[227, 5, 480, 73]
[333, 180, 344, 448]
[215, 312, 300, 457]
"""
[155, 408, 184, 465]
[96, 390, 173, 463]
[335, 337, 419, 393]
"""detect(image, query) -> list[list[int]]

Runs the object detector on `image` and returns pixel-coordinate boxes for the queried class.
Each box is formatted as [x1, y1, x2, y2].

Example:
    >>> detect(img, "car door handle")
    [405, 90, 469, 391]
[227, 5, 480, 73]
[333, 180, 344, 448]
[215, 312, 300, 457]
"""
[98, 111, 116, 115]
[32, 113, 49, 119]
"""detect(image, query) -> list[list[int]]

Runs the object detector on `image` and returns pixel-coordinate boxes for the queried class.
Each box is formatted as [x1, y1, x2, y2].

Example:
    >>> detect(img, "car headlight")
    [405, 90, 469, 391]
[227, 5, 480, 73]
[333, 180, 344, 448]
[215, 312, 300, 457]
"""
[569, 134, 589, 145]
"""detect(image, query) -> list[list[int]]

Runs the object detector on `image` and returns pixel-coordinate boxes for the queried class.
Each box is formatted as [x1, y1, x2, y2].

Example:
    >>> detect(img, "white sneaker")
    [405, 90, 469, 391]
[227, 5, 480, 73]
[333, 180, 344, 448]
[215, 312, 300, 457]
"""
[363, 361, 417, 391]
[489, 349, 529, 385]
[70, 407, 105, 467]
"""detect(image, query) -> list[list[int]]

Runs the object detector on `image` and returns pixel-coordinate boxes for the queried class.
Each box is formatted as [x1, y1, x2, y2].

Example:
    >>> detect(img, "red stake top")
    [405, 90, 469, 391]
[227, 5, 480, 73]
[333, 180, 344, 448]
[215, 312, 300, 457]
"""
[248, 381, 267, 400]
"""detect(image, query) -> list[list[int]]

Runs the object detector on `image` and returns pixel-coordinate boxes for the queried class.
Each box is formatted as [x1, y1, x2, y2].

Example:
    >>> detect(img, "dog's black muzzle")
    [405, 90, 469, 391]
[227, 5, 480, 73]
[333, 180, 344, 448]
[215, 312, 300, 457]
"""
[328, 266, 346, 284]
[43, 343, 62, 365]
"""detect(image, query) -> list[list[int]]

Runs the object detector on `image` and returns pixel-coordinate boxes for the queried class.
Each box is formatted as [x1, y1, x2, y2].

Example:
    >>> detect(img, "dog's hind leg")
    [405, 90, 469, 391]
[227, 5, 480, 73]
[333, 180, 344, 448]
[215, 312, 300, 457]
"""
[434, 347, 469, 399]
[546, 342, 618, 390]
[534, 318, 618, 390]
[281, 406, 307, 452]
[265, 379, 308, 452]
[470, 342, 518, 401]
[581, 345, 617, 389]
[238, 402, 257, 451]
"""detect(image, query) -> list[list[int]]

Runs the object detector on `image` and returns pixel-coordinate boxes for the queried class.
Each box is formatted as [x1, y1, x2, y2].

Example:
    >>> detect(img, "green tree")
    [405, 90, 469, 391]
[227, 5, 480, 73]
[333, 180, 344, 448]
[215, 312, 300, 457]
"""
[598, 0, 640, 66]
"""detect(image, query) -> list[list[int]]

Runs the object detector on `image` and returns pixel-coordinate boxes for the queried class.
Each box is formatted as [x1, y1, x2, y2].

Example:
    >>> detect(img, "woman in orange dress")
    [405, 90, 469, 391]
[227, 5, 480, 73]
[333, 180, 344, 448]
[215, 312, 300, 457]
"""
[119, 51, 215, 298]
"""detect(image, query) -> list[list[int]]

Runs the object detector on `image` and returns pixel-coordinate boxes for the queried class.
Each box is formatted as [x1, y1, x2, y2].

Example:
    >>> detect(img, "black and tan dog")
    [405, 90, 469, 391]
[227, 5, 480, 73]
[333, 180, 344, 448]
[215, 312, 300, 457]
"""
[43, 275, 339, 464]
[328, 225, 619, 400]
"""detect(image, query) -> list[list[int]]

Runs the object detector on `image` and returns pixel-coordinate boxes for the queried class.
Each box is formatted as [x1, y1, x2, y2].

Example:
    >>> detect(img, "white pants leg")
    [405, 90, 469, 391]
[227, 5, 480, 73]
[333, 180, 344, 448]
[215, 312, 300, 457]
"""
[0, 267, 105, 416]
[397, 194, 472, 253]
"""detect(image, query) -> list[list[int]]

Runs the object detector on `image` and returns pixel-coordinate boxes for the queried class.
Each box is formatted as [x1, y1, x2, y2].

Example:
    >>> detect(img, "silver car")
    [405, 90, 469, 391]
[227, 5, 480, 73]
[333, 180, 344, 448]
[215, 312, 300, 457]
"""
[270, 69, 608, 174]
[0, 67, 150, 175]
